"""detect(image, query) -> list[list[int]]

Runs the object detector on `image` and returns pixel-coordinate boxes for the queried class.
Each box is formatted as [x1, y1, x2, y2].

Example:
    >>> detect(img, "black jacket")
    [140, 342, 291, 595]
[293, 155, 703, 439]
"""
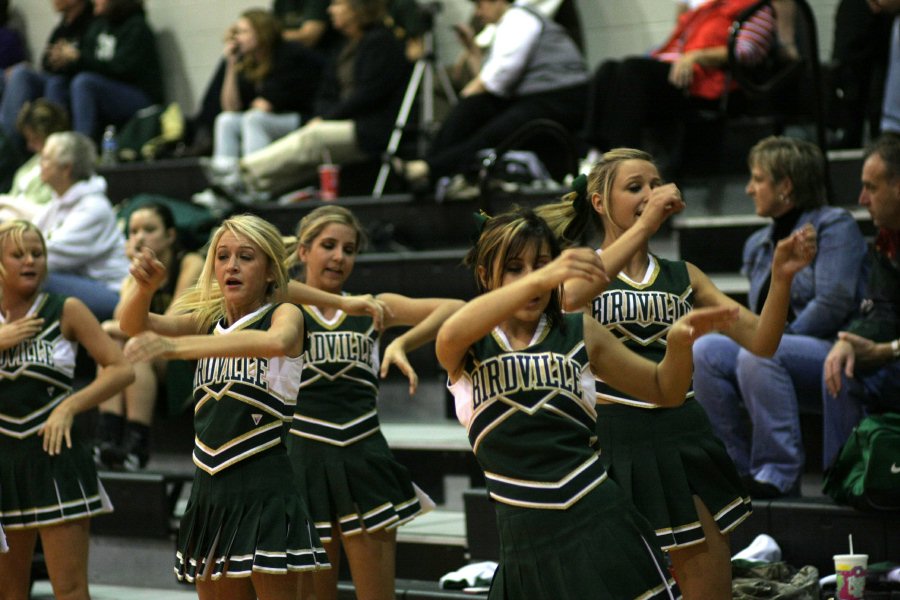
[316, 25, 410, 156]
[237, 40, 324, 117]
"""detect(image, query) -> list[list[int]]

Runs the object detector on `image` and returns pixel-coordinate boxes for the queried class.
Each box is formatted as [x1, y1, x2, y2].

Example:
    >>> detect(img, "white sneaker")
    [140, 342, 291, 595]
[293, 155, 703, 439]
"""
[732, 533, 782, 563]
[191, 188, 233, 217]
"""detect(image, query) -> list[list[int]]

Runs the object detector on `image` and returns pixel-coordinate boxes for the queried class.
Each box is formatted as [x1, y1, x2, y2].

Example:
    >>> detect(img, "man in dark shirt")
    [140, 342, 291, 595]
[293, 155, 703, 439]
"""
[823, 133, 900, 469]
[0, 0, 93, 150]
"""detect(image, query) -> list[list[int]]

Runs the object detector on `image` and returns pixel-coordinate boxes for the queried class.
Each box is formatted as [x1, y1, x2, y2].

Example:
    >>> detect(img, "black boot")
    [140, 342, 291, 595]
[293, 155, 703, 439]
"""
[118, 421, 151, 472]
[94, 413, 124, 469]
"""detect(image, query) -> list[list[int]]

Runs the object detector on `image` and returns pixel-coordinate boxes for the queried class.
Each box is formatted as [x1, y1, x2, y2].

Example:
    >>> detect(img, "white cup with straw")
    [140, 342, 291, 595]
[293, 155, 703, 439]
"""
[833, 534, 868, 600]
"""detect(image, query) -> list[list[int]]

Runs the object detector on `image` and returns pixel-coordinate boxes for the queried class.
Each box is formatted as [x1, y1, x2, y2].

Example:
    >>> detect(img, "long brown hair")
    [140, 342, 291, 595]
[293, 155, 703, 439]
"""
[236, 9, 282, 83]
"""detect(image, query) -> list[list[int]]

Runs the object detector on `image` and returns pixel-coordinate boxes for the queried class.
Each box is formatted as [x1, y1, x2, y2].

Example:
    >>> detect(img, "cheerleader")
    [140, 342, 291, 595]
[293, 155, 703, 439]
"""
[536, 148, 816, 598]
[435, 208, 738, 599]
[285, 205, 463, 600]
[118, 214, 382, 600]
[0, 220, 133, 600]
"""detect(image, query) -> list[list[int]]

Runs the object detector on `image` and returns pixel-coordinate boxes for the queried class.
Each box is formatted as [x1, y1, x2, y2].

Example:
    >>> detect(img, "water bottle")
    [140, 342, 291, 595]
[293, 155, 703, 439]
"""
[100, 125, 118, 166]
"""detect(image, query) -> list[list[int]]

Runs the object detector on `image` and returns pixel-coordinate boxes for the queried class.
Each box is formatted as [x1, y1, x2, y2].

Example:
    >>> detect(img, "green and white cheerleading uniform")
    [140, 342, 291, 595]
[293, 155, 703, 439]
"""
[0, 293, 112, 531]
[592, 253, 751, 550]
[288, 305, 431, 542]
[175, 303, 329, 582]
[449, 313, 678, 600]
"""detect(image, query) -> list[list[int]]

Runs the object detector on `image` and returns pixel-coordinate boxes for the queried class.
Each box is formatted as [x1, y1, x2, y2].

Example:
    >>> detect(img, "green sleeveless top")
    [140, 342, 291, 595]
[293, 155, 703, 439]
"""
[192, 303, 304, 475]
[449, 313, 607, 509]
[0, 293, 75, 439]
[591, 253, 694, 408]
[289, 305, 381, 446]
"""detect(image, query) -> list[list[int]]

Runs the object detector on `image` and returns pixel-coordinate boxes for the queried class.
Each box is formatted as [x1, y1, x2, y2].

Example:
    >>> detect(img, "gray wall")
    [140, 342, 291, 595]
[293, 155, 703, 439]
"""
[11, 0, 840, 116]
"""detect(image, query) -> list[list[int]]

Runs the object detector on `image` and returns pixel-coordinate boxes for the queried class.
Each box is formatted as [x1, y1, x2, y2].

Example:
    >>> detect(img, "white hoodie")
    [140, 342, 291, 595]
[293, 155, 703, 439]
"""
[33, 175, 129, 291]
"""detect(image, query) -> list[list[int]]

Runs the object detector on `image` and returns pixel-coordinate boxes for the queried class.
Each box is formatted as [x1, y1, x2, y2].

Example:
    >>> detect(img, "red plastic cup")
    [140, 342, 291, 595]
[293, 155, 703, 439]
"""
[318, 163, 339, 201]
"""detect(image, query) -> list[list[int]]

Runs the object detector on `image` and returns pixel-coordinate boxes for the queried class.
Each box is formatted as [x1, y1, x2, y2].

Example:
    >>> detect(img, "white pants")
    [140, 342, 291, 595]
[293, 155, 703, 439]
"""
[240, 119, 368, 193]
[213, 109, 300, 159]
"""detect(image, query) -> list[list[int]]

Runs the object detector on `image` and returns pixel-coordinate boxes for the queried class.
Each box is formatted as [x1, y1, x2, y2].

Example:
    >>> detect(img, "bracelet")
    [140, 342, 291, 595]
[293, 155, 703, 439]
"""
[891, 339, 900, 359]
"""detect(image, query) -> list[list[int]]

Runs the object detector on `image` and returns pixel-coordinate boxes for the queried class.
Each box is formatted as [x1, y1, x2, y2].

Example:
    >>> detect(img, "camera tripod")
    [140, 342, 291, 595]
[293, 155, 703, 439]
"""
[373, 23, 458, 198]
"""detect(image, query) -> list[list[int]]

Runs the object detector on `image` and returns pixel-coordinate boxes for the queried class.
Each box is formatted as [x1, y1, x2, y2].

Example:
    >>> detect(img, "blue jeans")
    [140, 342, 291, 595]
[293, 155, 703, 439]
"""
[57, 72, 154, 139]
[43, 272, 119, 322]
[823, 359, 900, 468]
[693, 333, 832, 492]
[0, 65, 69, 147]
[213, 110, 300, 159]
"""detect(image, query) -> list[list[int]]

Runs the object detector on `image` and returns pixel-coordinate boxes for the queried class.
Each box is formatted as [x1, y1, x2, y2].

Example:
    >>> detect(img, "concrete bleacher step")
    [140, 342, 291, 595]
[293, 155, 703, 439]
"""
[251, 188, 563, 250]
[97, 416, 474, 538]
[383, 420, 483, 504]
[346, 248, 476, 299]
[464, 484, 900, 579]
[730, 497, 900, 577]
[395, 510, 469, 583]
[92, 470, 192, 538]
[99, 157, 207, 205]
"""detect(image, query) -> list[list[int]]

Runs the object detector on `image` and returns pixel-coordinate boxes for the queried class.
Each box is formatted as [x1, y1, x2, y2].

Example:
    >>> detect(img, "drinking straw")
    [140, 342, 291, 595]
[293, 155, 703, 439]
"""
[849, 534, 854, 555]
[323, 148, 332, 165]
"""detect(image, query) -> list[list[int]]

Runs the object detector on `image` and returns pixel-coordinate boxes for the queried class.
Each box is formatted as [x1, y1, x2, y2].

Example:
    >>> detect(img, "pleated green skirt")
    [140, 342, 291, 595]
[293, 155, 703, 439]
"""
[0, 434, 112, 529]
[175, 449, 330, 582]
[288, 430, 432, 542]
[595, 399, 752, 550]
[489, 478, 679, 600]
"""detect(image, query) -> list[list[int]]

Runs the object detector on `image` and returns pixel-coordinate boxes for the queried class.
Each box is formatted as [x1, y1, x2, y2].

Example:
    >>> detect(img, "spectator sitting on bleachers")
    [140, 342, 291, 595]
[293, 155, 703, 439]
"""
[43, 0, 162, 142]
[207, 9, 323, 177]
[0, 0, 26, 97]
[692, 136, 869, 499]
[394, 0, 589, 190]
[676, 0, 798, 57]
[0, 99, 69, 222]
[876, 0, 900, 135]
[201, 0, 409, 201]
[94, 201, 203, 472]
[585, 0, 776, 179]
[276, 0, 339, 49]
[0, 0, 92, 154]
[825, 0, 893, 149]
[32, 131, 129, 321]
[184, 0, 344, 157]
[823, 133, 900, 471]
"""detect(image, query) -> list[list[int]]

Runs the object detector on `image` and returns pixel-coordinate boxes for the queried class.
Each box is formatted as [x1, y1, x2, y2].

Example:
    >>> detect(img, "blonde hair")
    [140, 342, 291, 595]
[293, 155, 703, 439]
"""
[0, 220, 48, 291]
[287, 205, 367, 278]
[536, 148, 655, 246]
[172, 214, 288, 331]
[748, 136, 826, 210]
